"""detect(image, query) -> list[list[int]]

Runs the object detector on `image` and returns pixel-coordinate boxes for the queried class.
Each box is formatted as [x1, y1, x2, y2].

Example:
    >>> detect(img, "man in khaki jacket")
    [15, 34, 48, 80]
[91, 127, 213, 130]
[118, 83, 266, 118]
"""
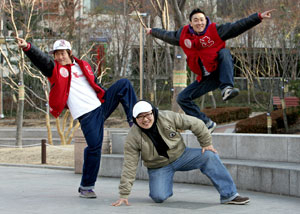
[112, 101, 249, 206]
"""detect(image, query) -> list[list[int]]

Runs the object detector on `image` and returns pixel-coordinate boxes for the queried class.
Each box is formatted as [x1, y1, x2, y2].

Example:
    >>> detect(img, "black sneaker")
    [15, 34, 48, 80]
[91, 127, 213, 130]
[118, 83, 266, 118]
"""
[78, 187, 97, 198]
[222, 87, 240, 101]
[224, 196, 250, 205]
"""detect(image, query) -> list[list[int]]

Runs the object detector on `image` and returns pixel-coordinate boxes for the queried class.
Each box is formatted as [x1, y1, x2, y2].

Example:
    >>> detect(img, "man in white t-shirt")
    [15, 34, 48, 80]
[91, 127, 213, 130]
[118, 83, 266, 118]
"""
[17, 37, 137, 198]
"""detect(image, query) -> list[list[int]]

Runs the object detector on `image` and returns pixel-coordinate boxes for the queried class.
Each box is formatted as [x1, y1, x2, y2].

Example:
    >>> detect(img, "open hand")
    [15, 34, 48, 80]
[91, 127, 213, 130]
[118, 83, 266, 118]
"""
[112, 198, 130, 207]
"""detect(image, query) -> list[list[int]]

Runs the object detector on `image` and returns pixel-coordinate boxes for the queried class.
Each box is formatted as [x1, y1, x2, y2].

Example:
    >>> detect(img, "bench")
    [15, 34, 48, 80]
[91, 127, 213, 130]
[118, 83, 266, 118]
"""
[273, 96, 299, 110]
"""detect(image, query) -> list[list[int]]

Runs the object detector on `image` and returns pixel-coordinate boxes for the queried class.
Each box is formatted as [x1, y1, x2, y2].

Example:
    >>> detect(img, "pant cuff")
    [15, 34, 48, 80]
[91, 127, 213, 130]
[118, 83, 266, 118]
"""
[79, 185, 94, 190]
[220, 193, 239, 204]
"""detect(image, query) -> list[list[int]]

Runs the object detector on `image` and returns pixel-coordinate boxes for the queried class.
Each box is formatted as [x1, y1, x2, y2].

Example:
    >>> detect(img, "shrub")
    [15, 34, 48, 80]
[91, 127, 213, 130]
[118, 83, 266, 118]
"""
[203, 107, 251, 124]
[235, 107, 300, 133]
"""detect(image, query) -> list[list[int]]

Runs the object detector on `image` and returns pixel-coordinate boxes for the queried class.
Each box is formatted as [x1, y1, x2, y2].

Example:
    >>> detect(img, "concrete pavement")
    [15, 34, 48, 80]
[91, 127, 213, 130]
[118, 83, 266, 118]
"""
[0, 165, 299, 214]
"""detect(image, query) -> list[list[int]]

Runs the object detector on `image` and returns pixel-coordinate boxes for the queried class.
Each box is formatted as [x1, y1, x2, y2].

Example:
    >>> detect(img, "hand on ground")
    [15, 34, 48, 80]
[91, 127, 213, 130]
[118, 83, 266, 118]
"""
[112, 198, 130, 207]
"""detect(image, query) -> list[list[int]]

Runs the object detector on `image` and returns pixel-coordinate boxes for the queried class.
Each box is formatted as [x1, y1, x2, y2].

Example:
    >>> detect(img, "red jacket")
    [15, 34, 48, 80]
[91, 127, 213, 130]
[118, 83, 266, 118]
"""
[48, 57, 105, 118]
[179, 23, 225, 82]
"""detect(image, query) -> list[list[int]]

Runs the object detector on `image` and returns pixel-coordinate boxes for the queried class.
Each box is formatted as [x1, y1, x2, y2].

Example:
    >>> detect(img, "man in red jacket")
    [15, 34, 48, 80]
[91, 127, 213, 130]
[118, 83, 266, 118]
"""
[16, 38, 137, 198]
[146, 8, 274, 133]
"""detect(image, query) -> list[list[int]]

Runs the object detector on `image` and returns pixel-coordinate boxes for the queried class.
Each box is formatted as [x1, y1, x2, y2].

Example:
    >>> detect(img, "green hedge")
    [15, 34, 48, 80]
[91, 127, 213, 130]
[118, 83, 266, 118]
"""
[235, 107, 300, 133]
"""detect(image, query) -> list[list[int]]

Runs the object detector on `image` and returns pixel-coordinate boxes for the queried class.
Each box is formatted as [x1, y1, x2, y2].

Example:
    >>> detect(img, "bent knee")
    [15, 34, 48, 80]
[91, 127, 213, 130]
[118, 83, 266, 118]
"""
[177, 92, 189, 104]
[117, 78, 130, 85]
[176, 94, 183, 104]
[150, 193, 171, 203]
[218, 48, 232, 59]
[219, 48, 230, 54]
[202, 150, 219, 160]
[152, 197, 165, 203]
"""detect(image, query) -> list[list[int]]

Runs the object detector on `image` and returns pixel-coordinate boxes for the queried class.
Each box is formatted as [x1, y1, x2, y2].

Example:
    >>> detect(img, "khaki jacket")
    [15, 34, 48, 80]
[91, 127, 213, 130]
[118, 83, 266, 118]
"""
[119, 110, 212, 198]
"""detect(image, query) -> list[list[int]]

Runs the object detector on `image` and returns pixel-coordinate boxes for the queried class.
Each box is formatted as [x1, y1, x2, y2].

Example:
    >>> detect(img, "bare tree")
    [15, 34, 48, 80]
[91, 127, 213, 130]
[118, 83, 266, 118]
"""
[0, 0, 89, 146]
[0, 0, 39, 147]
[231, 0, 300, 133]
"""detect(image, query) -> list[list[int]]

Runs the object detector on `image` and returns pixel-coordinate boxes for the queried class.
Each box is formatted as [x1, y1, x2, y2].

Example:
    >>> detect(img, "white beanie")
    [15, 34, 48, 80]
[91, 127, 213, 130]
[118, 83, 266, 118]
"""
[132, 101, 153, 118]
[49, 39, 71, 54]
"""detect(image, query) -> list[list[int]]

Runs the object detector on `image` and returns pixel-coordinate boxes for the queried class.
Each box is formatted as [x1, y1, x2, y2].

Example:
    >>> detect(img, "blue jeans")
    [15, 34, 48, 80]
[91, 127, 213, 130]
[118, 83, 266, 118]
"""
[79, 79, 137, 189]
[177, 48, 234, 124]
[148, 147, 238, 204]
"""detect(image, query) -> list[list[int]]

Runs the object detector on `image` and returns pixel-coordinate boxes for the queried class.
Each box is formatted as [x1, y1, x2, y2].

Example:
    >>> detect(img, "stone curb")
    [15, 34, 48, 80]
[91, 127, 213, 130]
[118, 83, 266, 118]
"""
[0, 163, 74, 171]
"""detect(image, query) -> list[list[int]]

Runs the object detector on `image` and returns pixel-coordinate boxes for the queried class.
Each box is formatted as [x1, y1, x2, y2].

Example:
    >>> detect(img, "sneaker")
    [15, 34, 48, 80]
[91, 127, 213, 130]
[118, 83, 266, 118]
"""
[206, 120, 217, 134]
[224, 196, 250, 205]
[222, 87, 240, 101]
[78, 187, 97, 198]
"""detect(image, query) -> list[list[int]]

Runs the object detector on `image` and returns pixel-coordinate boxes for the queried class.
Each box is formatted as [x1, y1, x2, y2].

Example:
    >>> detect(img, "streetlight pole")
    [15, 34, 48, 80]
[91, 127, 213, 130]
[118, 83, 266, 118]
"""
[0, 54, 3, 119]
[139, 21, 144, 100]
[0, 8, 4, 118]
[130, 12, 147, 100]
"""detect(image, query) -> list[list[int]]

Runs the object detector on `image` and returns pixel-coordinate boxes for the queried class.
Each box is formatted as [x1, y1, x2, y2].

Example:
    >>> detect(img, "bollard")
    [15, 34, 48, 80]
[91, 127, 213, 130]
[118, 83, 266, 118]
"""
[41, 139, 46, 164]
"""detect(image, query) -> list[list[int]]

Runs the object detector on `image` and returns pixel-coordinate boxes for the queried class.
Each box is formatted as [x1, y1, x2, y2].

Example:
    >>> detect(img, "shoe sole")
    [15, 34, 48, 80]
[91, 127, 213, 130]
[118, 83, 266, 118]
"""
[79, 194, 97, 199]
[223, 90, 239, 101]
[224, 199, 250, 205]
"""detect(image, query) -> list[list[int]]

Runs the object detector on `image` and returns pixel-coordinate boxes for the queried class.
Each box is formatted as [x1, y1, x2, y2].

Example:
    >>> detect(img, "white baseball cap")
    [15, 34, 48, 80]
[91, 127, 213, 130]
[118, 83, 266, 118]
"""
[132, 101, 153, 118]
[49, 39, 72, 54]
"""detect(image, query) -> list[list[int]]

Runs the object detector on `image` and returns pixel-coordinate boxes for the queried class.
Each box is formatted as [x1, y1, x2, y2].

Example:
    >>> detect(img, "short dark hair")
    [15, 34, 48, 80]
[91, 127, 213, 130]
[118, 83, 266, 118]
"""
[53, 49, 73, 61]
[189, 8, 206, 21]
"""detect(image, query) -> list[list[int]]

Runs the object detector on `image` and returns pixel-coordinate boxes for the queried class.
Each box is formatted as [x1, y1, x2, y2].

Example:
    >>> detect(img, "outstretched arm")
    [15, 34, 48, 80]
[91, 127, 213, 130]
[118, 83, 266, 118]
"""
[16, 37, 55, 77]
[217, 9, 275, 41]
[146, 27, 182, 46]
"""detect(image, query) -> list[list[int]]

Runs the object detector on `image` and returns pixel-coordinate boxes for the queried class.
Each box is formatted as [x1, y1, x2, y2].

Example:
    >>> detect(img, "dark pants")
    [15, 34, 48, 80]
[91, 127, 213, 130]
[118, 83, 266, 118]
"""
[78, 79, 137, 189]
[177, 48, 234, 124]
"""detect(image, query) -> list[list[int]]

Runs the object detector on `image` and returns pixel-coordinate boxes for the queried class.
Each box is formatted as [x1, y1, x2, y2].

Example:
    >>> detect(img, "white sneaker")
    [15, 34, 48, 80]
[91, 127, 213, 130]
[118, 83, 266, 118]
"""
[206, 120, 217, 134]
[222, 87, 239, 101]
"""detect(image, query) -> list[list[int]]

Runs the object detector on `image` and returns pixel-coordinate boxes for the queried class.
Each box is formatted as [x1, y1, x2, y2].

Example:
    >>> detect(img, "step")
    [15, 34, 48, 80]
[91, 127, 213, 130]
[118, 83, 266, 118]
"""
[95, 154, 300, 197]
[0, 127, 60, 138]
[110, 132, 300, 164]
[0, 138, 64, 146]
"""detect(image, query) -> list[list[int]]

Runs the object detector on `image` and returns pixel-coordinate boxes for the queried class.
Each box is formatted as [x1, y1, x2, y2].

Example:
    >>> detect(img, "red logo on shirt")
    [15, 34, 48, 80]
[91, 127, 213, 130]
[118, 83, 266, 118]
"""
[199, 36, 214, 48]
[59, 67, 69, 78]
[85, 65, 94, 75]
[184, 39, 192, 49]
[72, 72, 84, 78]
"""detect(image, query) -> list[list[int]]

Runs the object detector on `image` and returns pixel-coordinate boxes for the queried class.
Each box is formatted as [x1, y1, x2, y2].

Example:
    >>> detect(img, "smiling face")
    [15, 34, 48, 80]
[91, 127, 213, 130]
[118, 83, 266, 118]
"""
[135, 111, 154, 129]
[190, 12, 207, 34]
[54, 50, 72, 65]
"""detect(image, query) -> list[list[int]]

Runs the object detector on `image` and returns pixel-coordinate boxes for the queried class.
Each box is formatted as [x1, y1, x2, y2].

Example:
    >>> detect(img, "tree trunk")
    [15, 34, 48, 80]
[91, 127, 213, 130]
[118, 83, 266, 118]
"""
[15, 84, 24, 147]
[56, 117, 66, 145]
[15, 55, 25, 147]
[280, 80, 289, 132]
[208, 91, 216, 109]
[45, 113, 53, 145]
[171, 47, 186, 112]
[169, 1, 187, 112]
[146, 22, 154, 102]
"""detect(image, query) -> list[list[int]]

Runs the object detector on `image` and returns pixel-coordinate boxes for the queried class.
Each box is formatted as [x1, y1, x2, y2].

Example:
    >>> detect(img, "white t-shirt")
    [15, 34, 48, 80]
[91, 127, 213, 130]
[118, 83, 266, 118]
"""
[67, 62, 101, 119]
